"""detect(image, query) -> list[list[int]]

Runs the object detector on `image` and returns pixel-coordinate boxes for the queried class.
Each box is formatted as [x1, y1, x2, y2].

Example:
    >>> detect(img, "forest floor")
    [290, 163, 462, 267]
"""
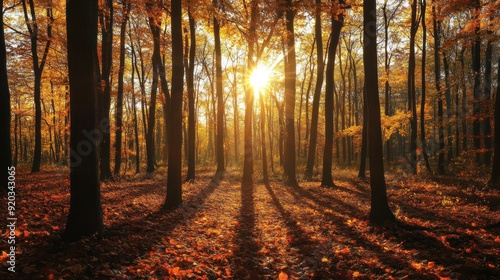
[1, 167, 500, 279]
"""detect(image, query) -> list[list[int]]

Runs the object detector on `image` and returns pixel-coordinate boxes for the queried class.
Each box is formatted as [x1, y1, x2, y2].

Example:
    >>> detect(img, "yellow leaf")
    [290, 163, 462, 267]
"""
[353, 271, 360, 277]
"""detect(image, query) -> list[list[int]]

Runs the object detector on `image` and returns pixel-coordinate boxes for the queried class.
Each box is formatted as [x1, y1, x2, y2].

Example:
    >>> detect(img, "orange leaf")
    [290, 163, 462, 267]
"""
[279, 271, 289, 280]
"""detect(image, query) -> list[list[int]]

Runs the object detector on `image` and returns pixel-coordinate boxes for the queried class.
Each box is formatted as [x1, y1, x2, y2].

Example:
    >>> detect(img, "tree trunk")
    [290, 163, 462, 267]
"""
[22, 0, 53, 173]
[114, 0, 131, 176]
[472, 0, 481, 164]
[358, 86, 368, 178]
[443, 52, 453, 162]
[364, 0, 395, 224]
[483, 18, 493, 165]
[488, 56, 500, 187]
[98, 0, 113, 180]
[283, 0, 297, 185]
[408, 0, 418, 174]
[420, 0, 431, 173]
[242, 0, 257, 185]
[321, 10, 343, 187]
[186, 4, 197, 180]
[64, 0, 103, 241]
[164, 0, 183, 210]
[214, 0, 225, 175]
[0, 0, 12, 193]
[305, 0, 324, 179]
[432, 0, 445, 174]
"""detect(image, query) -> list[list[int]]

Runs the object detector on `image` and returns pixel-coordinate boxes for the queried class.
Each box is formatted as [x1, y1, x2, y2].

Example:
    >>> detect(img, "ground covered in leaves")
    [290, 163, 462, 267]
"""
[1, 167, 500, 279]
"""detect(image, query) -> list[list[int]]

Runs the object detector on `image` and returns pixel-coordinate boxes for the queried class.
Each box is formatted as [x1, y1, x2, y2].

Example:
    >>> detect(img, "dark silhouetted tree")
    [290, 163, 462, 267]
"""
[64, 0, 103, 241]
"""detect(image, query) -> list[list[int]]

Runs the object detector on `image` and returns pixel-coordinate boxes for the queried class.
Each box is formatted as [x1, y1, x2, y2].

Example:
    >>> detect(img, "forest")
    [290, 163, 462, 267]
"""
[1, 0, 500, 279]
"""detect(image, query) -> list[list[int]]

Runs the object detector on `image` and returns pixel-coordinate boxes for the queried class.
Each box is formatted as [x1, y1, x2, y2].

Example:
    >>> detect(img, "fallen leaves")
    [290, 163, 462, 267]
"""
[1, 168, 498, 280]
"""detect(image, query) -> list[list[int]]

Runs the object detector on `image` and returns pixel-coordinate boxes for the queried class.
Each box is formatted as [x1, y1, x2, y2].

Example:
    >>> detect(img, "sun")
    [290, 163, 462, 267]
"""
[250, 64, 270, 94]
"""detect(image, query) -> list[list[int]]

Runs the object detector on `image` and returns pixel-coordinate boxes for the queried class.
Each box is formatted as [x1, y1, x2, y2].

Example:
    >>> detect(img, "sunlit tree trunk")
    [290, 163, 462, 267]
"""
[164, 0, 183, 210]
[114, 0, 131, 176]
[358, 86, 368, 178]
[0, 0, 12, 193]
[22, 0, 53, 173]
[283, 0, 297, 185]
[186, 3, 197, 180]
[364, 0, 395, 224]
[305, 0, 324, 179]
[242, 0, 257, 185]
[64, 0, 103, 241]
[214, 0, 225, 175]
[321, 9, 343, 187]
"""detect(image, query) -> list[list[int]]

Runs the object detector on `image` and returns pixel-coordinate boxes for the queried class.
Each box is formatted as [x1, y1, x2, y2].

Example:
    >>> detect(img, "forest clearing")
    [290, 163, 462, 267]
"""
[1, 167, 499, 279]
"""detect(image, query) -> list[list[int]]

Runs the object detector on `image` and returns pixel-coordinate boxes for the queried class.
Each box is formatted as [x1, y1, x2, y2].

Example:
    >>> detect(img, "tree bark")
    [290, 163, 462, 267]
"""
[186, 3, 197, 180]
[364, 0, 395, 224]
[64, 0, 103, 241]
[284, 0, 297, 185]
[164, 0, 183, 210]
[214, 0, 225, 175]
[114, 0, 131, 176]
[408, 0, 418, 174]
[472, 0, 481, 164]
[321, 9, 343, 187]
[98, 0, 113, 180]
[432, 0, 445, 174]
[305, 0, 324, 179]
[420, 0, 431, 173]
[488, 56, 500, 187]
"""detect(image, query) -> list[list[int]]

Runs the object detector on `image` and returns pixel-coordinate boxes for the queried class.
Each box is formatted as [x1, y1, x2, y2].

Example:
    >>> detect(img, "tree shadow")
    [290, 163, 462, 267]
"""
[24, 175, 222, 278]
[231, 181, 263, 278]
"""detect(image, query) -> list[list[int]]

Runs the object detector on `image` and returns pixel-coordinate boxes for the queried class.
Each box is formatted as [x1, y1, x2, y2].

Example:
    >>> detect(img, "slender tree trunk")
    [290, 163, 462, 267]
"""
[472, 0, 482, 164]
[114, 0, 131, 176]
[459, 47, 467, 152]
[321, 10, 343, 187]
[214, 0, 225, 175]
[186, 4, 197, 180]
[408, 0, 418, 174]
[0, 0, 12, 192]
[443, 52, 453, 162]
[433, 0, 445, 174]
[483, 18, 493, 165]
[305, 0, 325, 179]
[98, 0, 113, 180]
[420, 0, 431, 173]
[383, 1, 391, 163]
[358, 86, 368, 178]
[284, 0, 297, 185]
[488, 56, 500, 187]
[242, 0, 257, 185]
[64, 0, 103, 241]
[22, 0, 53, 173]
[130, 53, 140, 173]
[364, 0, 395, 224]
[164, 0, 183, 210]
[260, 93, 269, 182]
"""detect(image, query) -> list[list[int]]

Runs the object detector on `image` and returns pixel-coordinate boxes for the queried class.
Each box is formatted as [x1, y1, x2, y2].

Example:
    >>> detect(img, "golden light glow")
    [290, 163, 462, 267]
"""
[250, 65, 270, 95]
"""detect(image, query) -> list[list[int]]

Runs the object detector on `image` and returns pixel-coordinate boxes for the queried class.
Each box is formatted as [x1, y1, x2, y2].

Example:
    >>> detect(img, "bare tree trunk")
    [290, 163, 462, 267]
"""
[164, 0, 183, 210]
[364, 0, 395, 224]
[321, 9, 343, 187]
[433, 0, 445, 174]
[472, 0, 482, 164]
[488, 56, 500, 187]
[186, 3, 197, 180]
[420, 0, 431, 173]
[64, 0, 103, 241]
[98, 0, 113, 180]
[305, 0, 325, 179]
[114, 0, 131, 176]
[214, 0, 224, 175]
